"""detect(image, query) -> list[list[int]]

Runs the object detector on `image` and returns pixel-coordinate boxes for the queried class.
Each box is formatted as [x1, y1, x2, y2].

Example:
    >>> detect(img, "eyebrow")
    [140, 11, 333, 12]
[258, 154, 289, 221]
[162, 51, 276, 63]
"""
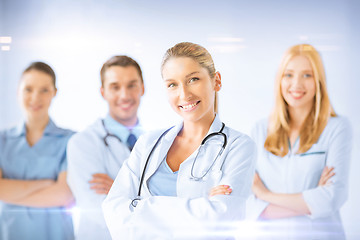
[128, 79, 140, 84]
[185, 71, 200, 78]
[164, 71, 200, 82]
[284, 69, 313, 72]
[108, 79, 139, 85]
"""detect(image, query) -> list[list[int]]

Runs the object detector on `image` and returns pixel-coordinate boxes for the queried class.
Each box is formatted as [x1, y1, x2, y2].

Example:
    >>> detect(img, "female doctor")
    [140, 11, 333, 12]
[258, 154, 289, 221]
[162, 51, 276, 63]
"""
[246, 44, 352, 239]
[102, 42, 256, 239]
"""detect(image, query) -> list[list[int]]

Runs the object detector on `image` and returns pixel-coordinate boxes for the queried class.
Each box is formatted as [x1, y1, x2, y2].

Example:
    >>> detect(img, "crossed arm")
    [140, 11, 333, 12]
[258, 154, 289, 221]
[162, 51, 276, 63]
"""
[0, 168, 74, 208]
[88, 173, 114, 194]
[210, 166, 335, 219]
[252, 166, 334, 219]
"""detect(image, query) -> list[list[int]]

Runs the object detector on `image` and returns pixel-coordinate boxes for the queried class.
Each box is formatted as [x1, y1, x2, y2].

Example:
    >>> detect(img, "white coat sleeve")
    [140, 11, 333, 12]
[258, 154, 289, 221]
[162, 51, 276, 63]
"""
[245, 121, 269, 220]
[102, 134, 256, 239]
[302, 118, 352, 219]
[66, 132, 109, 227]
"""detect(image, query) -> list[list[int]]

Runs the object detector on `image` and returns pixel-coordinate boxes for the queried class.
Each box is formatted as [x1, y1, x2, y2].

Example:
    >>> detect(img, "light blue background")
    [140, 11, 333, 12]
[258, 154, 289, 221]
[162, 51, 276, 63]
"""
[1, 0, 359, 238]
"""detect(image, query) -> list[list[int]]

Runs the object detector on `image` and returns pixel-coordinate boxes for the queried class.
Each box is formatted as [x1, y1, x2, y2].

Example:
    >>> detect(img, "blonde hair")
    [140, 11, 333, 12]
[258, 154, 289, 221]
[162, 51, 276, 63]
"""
[161, 42, 218, 113]
[265, 44, 336, 157]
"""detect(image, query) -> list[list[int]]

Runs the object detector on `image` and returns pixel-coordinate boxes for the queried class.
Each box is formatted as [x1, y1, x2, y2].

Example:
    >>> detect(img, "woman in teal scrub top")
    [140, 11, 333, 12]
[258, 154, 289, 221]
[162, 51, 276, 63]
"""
[0, 62, 75, 240]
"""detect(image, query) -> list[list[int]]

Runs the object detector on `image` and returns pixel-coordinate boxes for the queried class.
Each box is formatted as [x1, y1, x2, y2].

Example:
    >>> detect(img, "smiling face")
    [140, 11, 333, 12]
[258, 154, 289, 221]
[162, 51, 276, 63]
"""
[281, 55, 316, 114]
[162, 57, 221, 124]
[101, 65, 144, 126]
[19, 70, 57, 120]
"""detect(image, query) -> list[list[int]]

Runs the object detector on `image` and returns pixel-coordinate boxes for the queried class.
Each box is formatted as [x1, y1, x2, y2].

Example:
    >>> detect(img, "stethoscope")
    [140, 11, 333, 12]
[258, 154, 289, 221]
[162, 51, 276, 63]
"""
[131, 122, 227, 208]
[101, 120, 125, 160]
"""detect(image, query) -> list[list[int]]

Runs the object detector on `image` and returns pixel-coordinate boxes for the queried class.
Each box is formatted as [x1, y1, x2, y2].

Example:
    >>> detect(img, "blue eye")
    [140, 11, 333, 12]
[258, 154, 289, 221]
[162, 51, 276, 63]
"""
[303, 73, 313, 78]
[284, 73, 292, 78]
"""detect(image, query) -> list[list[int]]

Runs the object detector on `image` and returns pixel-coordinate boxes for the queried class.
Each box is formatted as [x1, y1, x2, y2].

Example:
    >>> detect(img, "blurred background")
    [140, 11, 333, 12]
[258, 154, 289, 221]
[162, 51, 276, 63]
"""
[1, 0, 359, 238]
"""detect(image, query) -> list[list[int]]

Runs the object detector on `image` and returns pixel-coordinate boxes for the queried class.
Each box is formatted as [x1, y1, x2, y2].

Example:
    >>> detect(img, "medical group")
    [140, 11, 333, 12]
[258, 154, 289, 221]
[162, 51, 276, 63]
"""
[0, 42, 352, 240]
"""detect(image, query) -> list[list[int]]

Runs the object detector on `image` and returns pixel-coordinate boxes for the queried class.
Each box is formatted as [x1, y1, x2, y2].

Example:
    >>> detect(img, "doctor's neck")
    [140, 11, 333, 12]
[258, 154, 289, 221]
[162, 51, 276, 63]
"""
[288, 104, 313, 131]
[180, 114, 215, 139]
[25, 114, 50, 133]
[110, 113, 138, 128]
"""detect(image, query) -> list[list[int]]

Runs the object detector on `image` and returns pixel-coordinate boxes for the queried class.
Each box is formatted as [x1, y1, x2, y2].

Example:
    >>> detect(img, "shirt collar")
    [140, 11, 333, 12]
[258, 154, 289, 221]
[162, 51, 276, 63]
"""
[103, 114, 143, 143]
[12, 123, 26, 137]
[9, 118, 66, 138]
[164, 114, 223, 142]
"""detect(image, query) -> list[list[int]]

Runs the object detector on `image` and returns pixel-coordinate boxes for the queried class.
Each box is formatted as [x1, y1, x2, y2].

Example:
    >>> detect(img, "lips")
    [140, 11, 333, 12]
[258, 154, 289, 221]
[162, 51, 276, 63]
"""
[28, 105, 43, 111]
[179, 101, 200, 111]
[116, 101, 134, 111]
[289, 90, 305, 99]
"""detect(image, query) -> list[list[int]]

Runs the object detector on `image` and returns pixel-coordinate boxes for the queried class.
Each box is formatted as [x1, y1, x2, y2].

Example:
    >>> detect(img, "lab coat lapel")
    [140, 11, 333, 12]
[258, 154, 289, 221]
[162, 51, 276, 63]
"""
[207, 115, 227, 170]
[142, 123, 183, 195]
[207, 114, 223, 135]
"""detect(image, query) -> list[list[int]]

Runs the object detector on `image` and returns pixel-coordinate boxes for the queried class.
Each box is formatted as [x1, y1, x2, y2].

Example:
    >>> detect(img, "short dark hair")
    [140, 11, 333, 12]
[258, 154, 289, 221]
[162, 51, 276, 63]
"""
[23, 62, 56, 88]
[100, 55, 143, 87]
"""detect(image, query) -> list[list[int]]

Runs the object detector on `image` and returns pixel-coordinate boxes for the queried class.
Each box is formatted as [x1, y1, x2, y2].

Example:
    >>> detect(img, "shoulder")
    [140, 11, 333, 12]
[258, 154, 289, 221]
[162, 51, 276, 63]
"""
[47, 119, 75, 138]
[249, 118, 269, 143]
[225, 125, 256, 151]
[0, 123, 26, 144]
[0, 125, 19, 138]
[327, 115, 351, 130]
[70, 119, 104, 139]
[68, 119, 103, 146]
[137, 128, 171, 144]
[323, 115, 352, 139]
[53, 126, 75, 137]
[221, 126, 257, 170]
[252, 118, 268, 133]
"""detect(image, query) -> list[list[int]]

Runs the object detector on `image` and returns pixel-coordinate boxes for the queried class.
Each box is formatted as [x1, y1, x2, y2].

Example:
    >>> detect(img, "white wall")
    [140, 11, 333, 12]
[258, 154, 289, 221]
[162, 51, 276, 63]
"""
[1, 0, 359, 238]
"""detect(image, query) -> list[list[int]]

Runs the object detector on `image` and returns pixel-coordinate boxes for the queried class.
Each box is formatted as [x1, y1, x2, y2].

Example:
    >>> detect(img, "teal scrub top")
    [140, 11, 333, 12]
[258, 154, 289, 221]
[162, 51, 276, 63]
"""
[0, 119, 75, 240]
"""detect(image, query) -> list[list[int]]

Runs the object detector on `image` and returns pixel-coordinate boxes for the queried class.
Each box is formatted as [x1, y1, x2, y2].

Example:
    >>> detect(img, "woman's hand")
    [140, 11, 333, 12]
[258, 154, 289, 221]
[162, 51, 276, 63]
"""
[252, 172, 270, 200]
[318, 166, 335, 186]
[89, 173, 114, 194]
[209, 185, 232, 197]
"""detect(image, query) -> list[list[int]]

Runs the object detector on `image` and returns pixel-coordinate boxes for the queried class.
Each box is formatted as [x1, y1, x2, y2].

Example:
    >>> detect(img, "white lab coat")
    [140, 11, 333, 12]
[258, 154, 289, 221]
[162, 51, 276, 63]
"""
[67, 119, 130, 240]
[246, 116, 352, 239]
[103, 115, 256, 240]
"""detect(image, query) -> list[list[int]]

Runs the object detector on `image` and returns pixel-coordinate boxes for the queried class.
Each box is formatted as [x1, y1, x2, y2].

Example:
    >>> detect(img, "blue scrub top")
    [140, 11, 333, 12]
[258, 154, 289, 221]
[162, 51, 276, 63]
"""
[148, 157, 178, 196]
[0, 119, 75, 240]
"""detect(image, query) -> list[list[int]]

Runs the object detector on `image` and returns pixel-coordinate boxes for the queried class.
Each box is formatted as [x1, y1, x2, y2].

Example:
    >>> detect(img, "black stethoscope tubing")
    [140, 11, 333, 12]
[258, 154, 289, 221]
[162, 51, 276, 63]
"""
[101, 120, 124, 161]
[102, 119, 122, 146]
[190, 123, 227, 181]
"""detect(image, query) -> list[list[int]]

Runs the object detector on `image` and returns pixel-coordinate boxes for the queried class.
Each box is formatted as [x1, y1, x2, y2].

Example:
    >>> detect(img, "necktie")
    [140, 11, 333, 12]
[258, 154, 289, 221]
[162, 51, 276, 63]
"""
[127, 133, 137, 151]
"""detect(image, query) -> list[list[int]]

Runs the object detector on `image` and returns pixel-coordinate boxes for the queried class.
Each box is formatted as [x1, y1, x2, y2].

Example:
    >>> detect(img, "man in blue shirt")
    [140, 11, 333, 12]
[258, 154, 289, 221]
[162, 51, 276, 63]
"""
[66, 56, 145, 240]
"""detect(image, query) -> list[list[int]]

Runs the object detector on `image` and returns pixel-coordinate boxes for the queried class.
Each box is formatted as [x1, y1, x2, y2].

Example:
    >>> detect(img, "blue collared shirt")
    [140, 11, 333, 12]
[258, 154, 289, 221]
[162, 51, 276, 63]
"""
[103, 114, 143, 144]
[0, 119, 75, 240]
